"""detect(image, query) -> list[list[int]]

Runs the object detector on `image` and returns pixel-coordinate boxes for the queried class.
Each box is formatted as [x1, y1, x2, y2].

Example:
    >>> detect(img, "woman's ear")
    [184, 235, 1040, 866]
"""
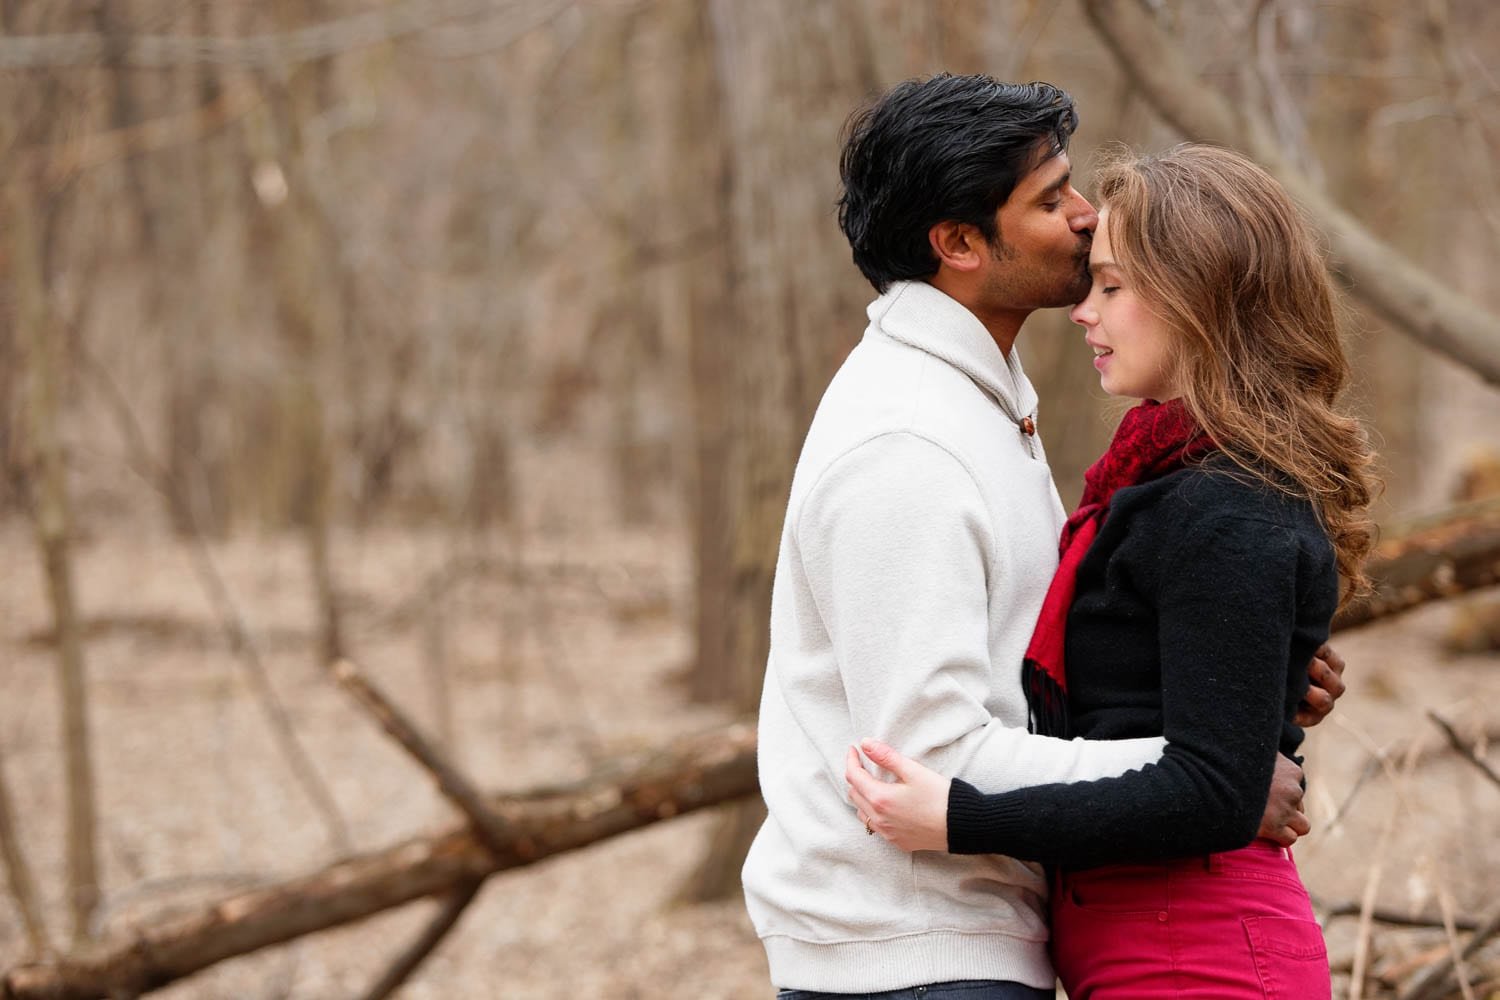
[928, 220, 984, 274]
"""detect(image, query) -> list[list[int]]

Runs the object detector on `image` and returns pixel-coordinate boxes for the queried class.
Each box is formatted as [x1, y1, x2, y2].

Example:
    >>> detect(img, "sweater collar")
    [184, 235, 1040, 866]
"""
[866, 280, 1039, 423]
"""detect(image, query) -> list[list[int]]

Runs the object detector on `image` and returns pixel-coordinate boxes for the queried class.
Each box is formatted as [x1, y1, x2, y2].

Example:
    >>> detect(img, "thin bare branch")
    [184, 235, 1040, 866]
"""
[329, 659, 512, 851]
[1317, 896, 1482, 932]
[1398, 902, 1500, 1000]
[19, 83, 263, 191]
[80, 355, 351, 855]
[356, 880, 482, 1000]
[1426, 711, 1500, 793]
[0, 744, 50, 957]
[1437, 884, 1478, 1000]
[1350, 741, 1422, 1000]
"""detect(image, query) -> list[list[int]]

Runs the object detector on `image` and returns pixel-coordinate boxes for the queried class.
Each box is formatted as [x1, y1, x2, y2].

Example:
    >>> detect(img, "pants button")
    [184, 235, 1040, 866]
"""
[1157, 911, 1169, 922]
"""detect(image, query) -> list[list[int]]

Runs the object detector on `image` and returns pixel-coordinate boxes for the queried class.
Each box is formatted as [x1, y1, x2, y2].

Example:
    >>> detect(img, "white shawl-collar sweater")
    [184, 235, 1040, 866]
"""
[742, 281, 1165, 992]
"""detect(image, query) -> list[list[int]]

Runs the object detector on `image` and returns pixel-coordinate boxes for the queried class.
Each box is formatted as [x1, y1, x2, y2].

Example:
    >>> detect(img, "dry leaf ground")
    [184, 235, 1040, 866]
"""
[1, 507, 1497, 999]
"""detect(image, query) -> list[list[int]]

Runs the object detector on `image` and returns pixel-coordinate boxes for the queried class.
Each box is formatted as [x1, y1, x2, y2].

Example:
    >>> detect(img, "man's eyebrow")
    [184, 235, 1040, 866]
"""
[1037, 171, 1071, 200]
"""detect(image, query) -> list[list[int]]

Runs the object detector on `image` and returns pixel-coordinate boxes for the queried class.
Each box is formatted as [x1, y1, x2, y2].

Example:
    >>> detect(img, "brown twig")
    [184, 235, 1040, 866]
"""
[1437, 885, 1477, 1000]
[0, 744, 51, 957]
[81, 353, 352, 855]
[1398, 902, 1500, 1000]
[356, 879, 483, 1000]
[1316, 897, 1481, 932]
[1426, 711, 1500, 793]
[1350, 740, 1423, 1000]
[329, 659, 513, 853]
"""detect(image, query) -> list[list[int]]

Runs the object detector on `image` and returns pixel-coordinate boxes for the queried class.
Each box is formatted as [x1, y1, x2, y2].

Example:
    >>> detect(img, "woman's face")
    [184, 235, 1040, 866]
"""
[1068, 207, 1181, 402]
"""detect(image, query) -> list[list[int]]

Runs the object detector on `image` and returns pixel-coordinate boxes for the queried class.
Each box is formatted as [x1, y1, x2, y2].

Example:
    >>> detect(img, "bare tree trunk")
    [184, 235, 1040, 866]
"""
[677, 0, 733, 707]
[1298, 0, 1425, 515]
[243, 0, 349, 665]
[9, 179, 99, 946]
[679, 0, 881, 901]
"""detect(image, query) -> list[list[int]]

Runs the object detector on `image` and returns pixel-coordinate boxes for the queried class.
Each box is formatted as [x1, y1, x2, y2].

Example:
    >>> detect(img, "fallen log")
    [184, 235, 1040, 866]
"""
[0, 721, 757, 1000]
[1334, 500, 1500, 632]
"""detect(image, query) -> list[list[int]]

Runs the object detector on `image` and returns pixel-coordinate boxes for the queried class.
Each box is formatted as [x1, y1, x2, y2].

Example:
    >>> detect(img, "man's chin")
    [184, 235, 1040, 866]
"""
[1040, 277, 1092, 309]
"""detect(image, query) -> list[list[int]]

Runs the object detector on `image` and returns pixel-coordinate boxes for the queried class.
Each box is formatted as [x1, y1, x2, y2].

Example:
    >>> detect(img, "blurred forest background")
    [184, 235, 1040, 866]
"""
[2, 0, 1500, 997]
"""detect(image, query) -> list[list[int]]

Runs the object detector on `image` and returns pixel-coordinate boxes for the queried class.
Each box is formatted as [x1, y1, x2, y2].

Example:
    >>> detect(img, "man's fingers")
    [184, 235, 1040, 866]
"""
[1295, 686, 1334, 725]
[1315, 642, 1347, 681]
[1309, 657, 1347, 700]
[1270, 816, 1309, 847]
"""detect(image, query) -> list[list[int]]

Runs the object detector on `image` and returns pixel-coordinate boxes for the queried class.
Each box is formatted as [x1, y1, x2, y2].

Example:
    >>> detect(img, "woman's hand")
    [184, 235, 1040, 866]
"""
[845, 738, 950, 853]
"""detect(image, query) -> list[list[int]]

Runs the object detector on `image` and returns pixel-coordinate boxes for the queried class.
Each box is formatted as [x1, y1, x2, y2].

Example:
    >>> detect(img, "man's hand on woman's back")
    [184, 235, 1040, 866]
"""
[1294, 643, 1346, 728]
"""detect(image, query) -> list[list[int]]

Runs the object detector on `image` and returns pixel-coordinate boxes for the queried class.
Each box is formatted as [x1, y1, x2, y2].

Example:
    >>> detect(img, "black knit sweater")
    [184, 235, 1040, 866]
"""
[947, 459, 1338, 868]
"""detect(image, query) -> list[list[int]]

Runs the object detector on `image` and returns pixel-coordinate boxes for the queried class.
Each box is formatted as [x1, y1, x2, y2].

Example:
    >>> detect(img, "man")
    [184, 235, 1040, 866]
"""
[740, 76, 1342, 999]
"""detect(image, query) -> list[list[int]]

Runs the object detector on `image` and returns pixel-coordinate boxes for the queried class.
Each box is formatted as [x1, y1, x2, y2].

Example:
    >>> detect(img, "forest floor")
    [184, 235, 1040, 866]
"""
[1, 514, 1499, 999]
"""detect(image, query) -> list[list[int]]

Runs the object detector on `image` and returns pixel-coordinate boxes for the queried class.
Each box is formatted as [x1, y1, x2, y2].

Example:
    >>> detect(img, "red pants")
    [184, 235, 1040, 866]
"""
[1050, 840, 1330, 999]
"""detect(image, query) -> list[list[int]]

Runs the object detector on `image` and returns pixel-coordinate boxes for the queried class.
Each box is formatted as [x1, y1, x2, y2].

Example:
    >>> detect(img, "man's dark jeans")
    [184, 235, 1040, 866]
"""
[776, 980, 1053, 1000]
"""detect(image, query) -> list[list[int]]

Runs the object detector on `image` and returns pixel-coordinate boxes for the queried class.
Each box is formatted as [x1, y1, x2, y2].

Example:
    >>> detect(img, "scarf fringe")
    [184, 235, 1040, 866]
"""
[1023, 656, 1071, 738]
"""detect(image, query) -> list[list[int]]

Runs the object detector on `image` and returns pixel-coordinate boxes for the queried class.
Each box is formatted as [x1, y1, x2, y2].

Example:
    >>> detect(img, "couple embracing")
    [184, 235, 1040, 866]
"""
[741, 75, 1375, 1000]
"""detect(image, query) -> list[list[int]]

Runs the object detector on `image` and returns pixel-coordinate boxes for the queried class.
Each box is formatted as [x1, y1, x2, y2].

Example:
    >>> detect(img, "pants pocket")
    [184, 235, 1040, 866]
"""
[1243, 916, 1331, 1000]
[1062, 865, 1169, 918]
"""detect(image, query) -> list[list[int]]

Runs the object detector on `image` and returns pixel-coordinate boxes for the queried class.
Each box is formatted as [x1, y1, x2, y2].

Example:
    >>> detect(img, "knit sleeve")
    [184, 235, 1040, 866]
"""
[798, 432, 1164, 794]
[946, 507, 1323, 866]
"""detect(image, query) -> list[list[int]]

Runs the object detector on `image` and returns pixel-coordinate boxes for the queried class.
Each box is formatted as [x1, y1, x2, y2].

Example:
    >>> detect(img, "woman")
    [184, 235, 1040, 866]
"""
[845, 144, 1377, 999]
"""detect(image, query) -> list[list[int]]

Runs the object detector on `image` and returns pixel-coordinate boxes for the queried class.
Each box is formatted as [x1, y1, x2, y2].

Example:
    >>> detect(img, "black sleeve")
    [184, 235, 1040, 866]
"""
[947, 512, 1312, 867]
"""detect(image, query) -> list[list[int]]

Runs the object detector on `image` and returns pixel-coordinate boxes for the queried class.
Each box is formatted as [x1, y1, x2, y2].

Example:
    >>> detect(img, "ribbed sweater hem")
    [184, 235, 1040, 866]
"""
[762, 930, 1054, 993]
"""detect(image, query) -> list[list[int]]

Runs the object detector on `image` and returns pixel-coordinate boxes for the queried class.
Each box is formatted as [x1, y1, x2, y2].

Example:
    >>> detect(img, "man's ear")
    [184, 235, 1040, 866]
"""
[928, 220, 984, 274]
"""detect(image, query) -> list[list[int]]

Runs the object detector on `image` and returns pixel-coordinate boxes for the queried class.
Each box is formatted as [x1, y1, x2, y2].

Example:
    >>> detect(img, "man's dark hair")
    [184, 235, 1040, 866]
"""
[837, 76, 1078, 293]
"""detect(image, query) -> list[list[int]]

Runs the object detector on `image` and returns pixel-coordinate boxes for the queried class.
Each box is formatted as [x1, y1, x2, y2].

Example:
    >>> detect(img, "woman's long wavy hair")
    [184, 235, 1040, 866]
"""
[1095, 144, 1379, 603]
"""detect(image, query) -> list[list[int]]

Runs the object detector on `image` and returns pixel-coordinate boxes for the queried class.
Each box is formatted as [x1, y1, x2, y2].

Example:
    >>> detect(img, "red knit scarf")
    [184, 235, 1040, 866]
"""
[1022, 399, 1215, 737]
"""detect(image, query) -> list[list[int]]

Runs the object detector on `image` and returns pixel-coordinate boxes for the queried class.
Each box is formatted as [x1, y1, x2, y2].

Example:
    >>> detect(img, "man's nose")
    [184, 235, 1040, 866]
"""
[1069, 193, 1099, 234]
